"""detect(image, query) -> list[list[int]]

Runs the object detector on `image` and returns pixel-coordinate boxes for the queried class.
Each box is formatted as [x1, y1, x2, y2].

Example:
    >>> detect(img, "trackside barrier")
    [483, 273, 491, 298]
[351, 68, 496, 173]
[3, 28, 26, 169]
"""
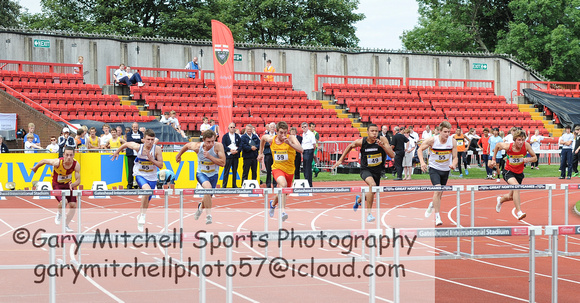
[174, 187, 271, 261]
[397, 226, 542, 303]
[41, 231, 202, 303]
[545, 225, 580, 303]
[379, 185, 464, 255]
[466, 184, 556, 254]
[73, 189, 170, 263]
[217, 229, 382, 303]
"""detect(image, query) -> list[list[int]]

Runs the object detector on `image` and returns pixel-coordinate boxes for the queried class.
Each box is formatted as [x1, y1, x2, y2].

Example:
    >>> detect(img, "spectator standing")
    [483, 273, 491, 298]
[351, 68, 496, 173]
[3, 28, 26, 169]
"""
[46, 136, 59, 153]
[453, 128, 469, 177]
[310, 122, 321, 177]
[301, 122, 316, 187]
[572, 126, 580, 177]
[408, 125, 419, 142]
[0, 135, 10, 153]
[209, 119, 219, 138]
[24, 133, 42, 153]
[200, 117, 210, 136]
[87, 127, 100, 149]
[559, 125, 574, 179]
[126, 122, 144, 189]
[403, 129, 416, 180]
[222, 122, 241, 188]
[75, 128, 87, 150]
[480, 128, 493, 179]
[185, 57, 200, 79]
[58, 128, 76, 157]
[379, 125, 391, 143]
[529, 129, 544, 170]
[263, 122, 277, 188]
[99, 124, 113, 149]
[390, 126, 409, 180]
[466, 128, 481, 167]
[290, 127, 303, 180]
[422, 125, 433, 140]
[264, 60, 275, 82]
[241, 124, 260, 183]
[27, 122, 41, 152]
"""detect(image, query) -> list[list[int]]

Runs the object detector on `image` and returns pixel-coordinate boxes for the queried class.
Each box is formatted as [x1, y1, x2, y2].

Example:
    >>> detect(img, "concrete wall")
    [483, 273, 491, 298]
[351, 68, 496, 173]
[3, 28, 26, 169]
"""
[0, 30, 539, 101]
[0, 90, 63, 150]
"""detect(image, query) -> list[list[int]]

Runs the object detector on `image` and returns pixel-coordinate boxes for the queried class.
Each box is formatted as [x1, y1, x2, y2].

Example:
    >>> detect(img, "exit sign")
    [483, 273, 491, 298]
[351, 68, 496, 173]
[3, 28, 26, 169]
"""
[33, 39, 50, 48]
[233, 54, 242, 61]
[473, 63, 487, 70]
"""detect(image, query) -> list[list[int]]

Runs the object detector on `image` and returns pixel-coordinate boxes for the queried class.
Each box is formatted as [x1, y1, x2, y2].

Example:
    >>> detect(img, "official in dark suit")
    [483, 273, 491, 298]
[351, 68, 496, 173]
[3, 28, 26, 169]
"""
[222, 122, 242, 188]
[241, 124, 260, 182]
[126, 122, 144, 189]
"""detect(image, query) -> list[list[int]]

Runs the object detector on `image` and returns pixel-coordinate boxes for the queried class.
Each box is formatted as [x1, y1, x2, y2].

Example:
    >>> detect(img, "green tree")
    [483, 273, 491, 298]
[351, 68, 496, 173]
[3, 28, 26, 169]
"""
[0, 0, 22, 27]
[20, 0, 364, 48]
[495, 0, 580, 81]
[401, 0, 512, 53]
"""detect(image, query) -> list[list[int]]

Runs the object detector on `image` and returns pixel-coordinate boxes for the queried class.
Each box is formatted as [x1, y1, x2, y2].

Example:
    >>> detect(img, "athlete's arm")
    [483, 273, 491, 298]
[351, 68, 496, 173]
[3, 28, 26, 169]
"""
[257, 134, 274, 162]
[378, 136, 395, 158]
[208, 143, 226, 167]
[524, 142, 537, 164]
[31, 158, 60, 173]
[417, 137, 434, 172]
[175, 142, 197, 163]
[70, 162, 81, 189]
[288, 135, 303, 153]
[488, 142, 508, 168]
[111, 142, 140, 161]
[450, 138, 458, 170]
[332, 139, 362, 169]
[149, 146, 164, 169]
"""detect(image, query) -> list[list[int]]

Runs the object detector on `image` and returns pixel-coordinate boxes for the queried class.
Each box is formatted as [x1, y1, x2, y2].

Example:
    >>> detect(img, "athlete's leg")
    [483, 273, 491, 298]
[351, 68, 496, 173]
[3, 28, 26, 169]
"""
[363, 176, 377, 214]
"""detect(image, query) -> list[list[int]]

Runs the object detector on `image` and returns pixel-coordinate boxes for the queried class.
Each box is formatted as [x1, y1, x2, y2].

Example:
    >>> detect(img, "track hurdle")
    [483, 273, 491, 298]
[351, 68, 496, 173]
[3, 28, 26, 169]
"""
[217, 229, 382, 303]
[545, 225, 580, 303]
[396, 226, 543, 303]
[466, 184, 556, 254]
[558, 184, 580, 255]
[379, 185, 464, 256]
[174, 187, 271, 262]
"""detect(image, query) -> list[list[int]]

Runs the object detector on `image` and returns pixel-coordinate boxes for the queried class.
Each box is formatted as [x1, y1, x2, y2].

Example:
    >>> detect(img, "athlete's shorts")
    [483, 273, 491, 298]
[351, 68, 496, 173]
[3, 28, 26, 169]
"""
[502, 169, 524, 184]
[429, 167, 450, 186]
[196, 173, 218, 188]
[273, 169, 294, 187]
[360, 169, 381, 186]
[52, 182, 77, 203]
[136, 175, 157, 201]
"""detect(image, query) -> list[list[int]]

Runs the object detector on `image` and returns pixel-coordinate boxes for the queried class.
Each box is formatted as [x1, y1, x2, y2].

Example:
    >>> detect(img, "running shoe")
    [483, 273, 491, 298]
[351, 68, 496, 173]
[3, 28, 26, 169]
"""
[573, 172, 579, 178]
[353, 195, 360, 212]
[465, 169, 469, 176]
[281, 212, 288, 222]
[65, 225, 73, 233]
[137, 214, 146, 232]
[496, 196, 502, 213]
[517, 211, 526, 220]
[206, 215, 212, 225]
[194, 202, 202, 220]
[425, 202, 433, 218]
[367, 213, 375, 222]
[55, 212, 61, 225]
[459, 174, 463, 178]
[269, 200, 275, 218]
[496, 178, 500, 183]
[435, 213, 443, 226]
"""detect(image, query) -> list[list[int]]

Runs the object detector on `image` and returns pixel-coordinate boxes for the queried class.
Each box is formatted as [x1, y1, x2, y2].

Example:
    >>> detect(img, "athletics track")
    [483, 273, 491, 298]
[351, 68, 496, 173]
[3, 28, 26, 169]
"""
[0, 177, 579, 302]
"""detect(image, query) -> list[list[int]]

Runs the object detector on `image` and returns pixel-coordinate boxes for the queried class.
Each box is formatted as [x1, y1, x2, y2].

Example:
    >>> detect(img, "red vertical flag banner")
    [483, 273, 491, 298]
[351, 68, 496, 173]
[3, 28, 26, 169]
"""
[212, 20, 234, 138]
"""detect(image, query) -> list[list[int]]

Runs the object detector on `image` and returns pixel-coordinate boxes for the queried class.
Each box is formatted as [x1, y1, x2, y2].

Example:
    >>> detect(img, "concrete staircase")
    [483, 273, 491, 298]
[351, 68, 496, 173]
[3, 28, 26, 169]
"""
[319, 100, 367, 137]
[120, 95, 151, 118]
[518, 104, 562, 137]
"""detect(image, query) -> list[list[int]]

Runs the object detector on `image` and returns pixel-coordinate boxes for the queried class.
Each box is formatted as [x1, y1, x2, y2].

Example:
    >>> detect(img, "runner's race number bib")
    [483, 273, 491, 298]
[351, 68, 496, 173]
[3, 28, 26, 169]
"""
[367, 154, 382, 167]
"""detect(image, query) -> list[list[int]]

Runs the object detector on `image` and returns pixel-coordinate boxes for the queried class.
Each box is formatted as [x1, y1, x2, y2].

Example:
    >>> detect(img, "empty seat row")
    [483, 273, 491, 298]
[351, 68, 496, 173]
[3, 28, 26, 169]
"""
[0, 71, 83, 84]
[323, 83, 408, 95]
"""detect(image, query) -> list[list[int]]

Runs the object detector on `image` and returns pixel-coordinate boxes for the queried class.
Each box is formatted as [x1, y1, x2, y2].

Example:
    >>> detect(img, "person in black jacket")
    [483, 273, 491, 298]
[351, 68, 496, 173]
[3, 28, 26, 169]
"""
[390, 126, 409, 180]
[126, 122, 144, 189]
[240, 124, 260, 183]
[222, 122, 242, 188]
[58, 128, 76, 157]
[0, 135, 9, 153]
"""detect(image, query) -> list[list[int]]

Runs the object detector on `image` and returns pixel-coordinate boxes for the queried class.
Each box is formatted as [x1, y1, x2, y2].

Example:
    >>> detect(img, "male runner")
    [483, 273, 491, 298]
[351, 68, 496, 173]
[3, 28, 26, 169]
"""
[418, 121, 458, 226]
[32, 146, 81, 232]
[176, 130, 225, 224]
[489, 129, 536, 220]
[111, 129, 163, 231]
[258, 121, 303, 222]
[333, 124, 395, 222]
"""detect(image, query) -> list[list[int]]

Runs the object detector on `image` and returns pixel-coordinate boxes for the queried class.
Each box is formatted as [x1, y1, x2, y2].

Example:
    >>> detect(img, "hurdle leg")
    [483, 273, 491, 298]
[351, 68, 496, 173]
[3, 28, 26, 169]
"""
[529, 229, 536, 303]
[551, 232, 558, 303]
[49, 245, 56, 303]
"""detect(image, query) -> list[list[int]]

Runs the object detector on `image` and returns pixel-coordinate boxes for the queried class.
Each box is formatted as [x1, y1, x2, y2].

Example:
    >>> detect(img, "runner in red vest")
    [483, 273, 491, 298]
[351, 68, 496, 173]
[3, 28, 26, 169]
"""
[489, 129, 536, 220]
[32, 146, 81, 232]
